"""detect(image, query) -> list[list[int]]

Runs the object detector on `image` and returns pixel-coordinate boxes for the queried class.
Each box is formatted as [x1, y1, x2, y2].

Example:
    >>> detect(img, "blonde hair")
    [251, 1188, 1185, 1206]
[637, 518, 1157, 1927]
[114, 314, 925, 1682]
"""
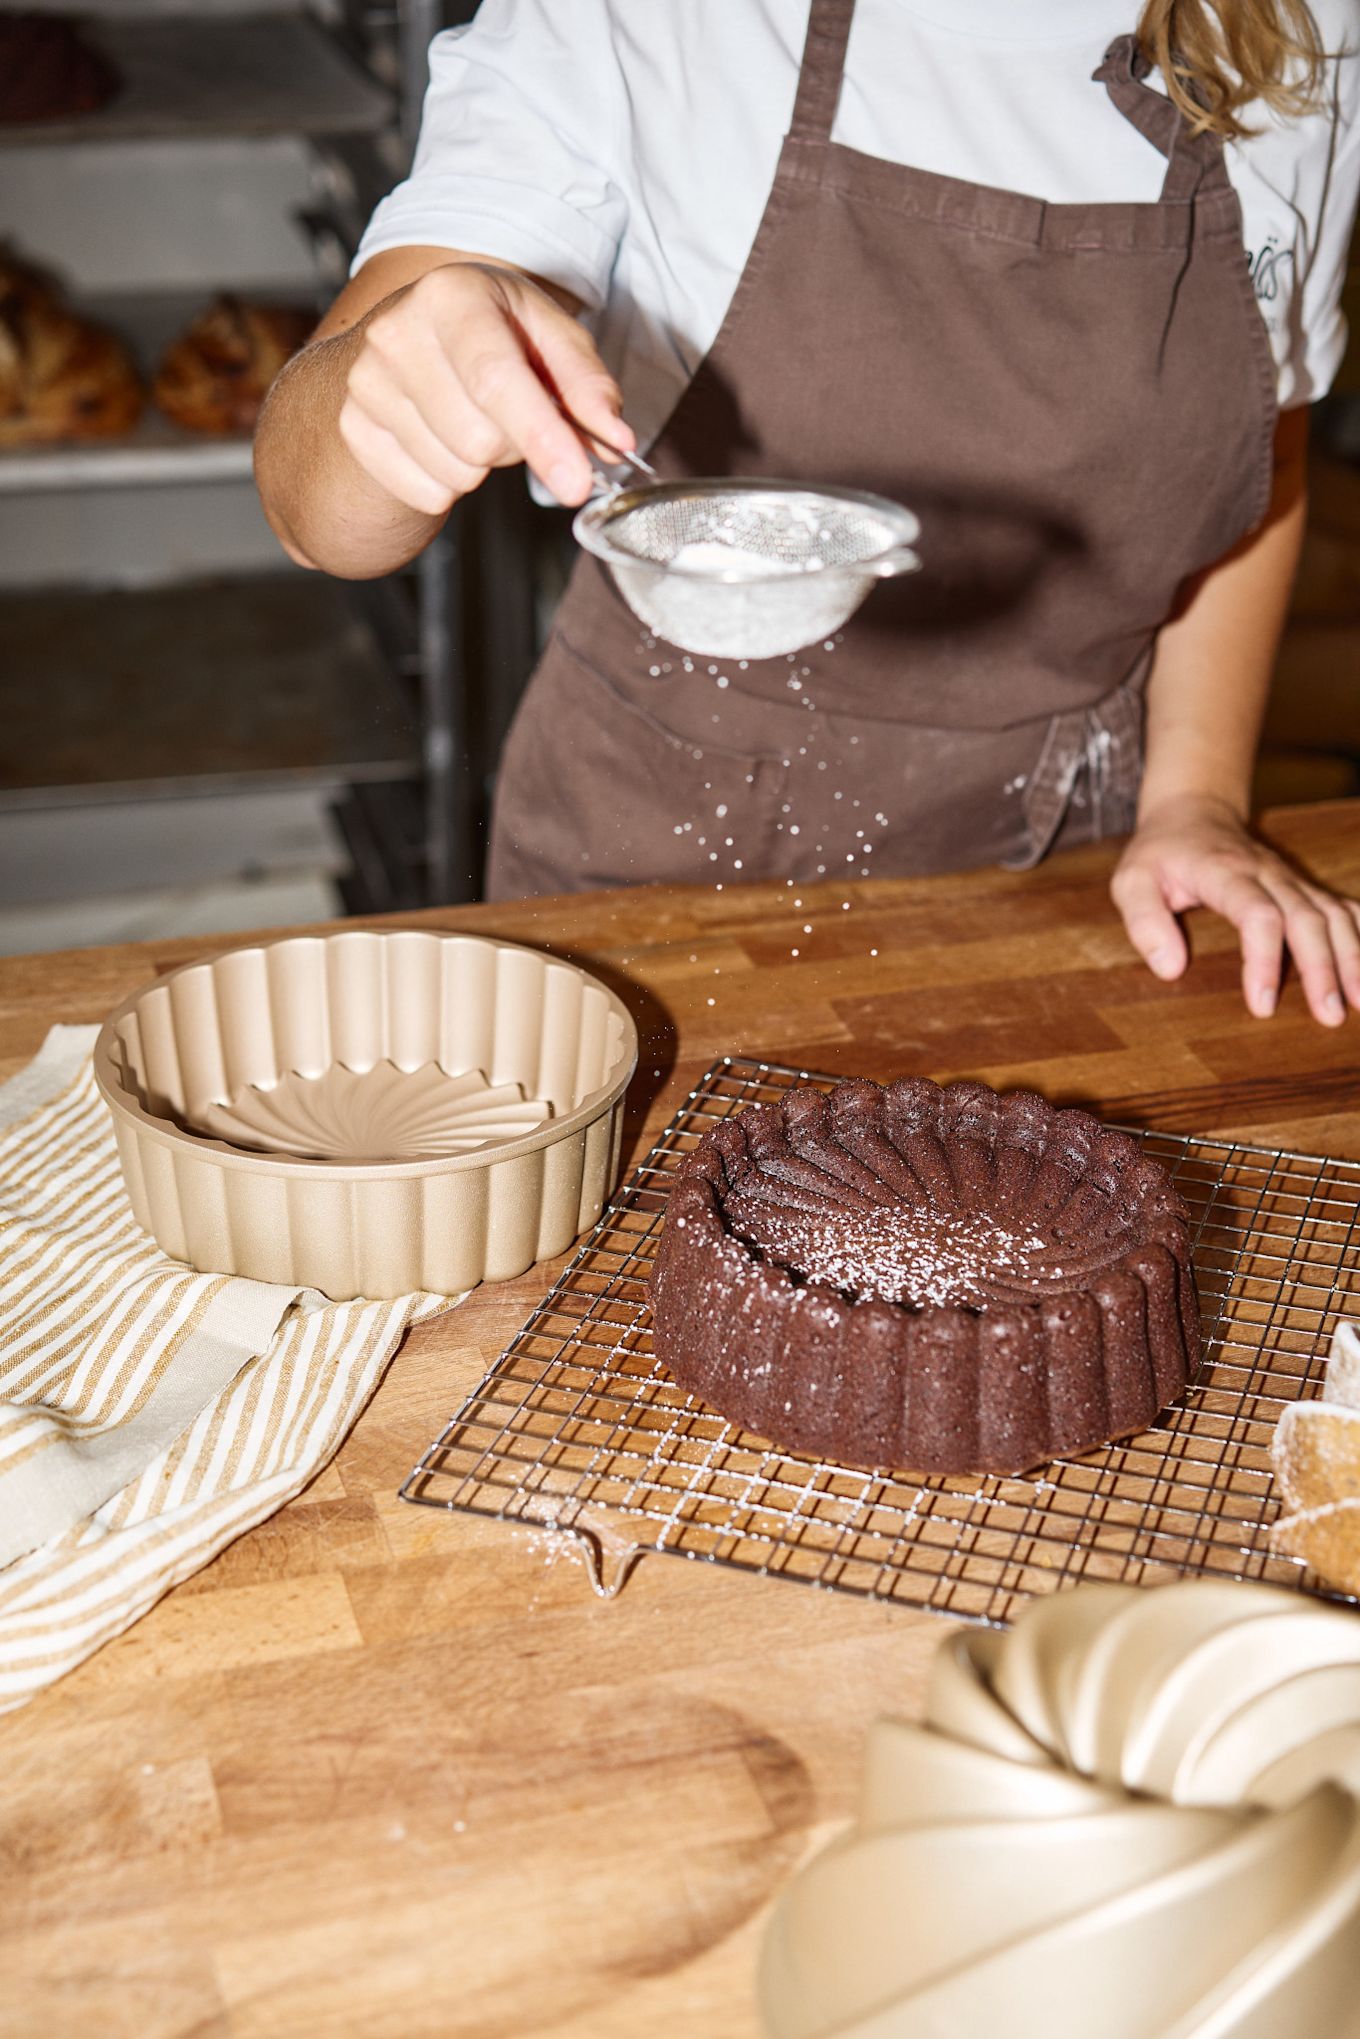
[1137, 0, 1327, 138]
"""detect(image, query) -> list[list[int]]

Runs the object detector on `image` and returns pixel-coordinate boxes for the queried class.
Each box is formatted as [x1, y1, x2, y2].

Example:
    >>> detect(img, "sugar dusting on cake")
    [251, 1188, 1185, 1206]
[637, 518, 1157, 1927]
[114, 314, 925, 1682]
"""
[740, 1204, 1053, 1307]
[650, 1078, 1200, 1476]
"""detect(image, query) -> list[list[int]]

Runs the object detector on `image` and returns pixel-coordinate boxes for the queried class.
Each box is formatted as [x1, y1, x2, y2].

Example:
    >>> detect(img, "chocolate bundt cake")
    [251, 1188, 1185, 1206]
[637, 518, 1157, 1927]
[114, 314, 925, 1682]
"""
[649, 1077, 1201, 1476]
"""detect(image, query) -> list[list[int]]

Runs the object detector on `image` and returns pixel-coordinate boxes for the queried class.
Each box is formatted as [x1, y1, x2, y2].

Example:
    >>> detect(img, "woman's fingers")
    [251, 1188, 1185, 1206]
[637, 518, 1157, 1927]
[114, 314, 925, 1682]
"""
[346, 264, 625, 510]
[373, 277, 587, 495]
[1207, 871, 1286, 1018]
[337, 397, 458, 516]
[362, 315, 515, 470]
[383, 398, 491, 499]
[1253, 875, 1344, 1026]
[436, 279, 601, 501]
[1118, 803, 1358, 1026]
[525, 302, 632, 453]
[1212, 867, 1350, 1026]
[1110, 858, 1188, 980]
[1323, 896, 1360, 1012]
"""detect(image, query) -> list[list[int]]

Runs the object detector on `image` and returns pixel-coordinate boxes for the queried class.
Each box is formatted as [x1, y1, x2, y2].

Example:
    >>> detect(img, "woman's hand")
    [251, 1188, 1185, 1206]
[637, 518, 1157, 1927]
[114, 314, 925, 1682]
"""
[338, 260, 629, 517]
[1111, 793, 1360, 1026]
[256, 248, 631, 578]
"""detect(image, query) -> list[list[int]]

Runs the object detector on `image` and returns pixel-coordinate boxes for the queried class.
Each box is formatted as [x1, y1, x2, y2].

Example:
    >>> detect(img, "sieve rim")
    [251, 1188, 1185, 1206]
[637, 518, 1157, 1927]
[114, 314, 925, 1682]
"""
[572, 476, 921, 583]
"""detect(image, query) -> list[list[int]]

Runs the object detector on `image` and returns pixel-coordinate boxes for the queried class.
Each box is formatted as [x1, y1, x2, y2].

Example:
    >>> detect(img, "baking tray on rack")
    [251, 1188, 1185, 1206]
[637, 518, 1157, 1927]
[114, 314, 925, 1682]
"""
[402, 1055, 1360, 1623]
[0, 15, 392, 149]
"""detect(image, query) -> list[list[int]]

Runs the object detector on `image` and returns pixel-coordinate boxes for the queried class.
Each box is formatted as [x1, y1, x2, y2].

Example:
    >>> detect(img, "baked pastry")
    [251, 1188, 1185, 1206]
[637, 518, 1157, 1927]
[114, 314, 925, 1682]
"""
[0, 254, 142, 444]
[649, 1076, 1200, 1475]
[152, 298, 314, 435]
[0, 11, 119, 124]
[1272, 1319, 1360, 1595]
[761, 1579, 1360, 2039]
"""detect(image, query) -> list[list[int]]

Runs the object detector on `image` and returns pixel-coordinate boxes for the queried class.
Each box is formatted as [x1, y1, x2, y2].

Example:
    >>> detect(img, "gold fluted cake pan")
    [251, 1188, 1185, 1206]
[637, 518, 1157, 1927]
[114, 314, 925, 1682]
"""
[760, 1579, 1360, 2039]
[94, 930, 638, 1300]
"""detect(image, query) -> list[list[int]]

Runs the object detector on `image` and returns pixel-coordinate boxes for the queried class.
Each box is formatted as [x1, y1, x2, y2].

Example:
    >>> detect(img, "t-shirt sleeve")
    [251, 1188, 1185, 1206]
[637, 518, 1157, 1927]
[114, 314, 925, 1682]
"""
[1284, 38, 1360, 406]
[352, 0, 629, 311]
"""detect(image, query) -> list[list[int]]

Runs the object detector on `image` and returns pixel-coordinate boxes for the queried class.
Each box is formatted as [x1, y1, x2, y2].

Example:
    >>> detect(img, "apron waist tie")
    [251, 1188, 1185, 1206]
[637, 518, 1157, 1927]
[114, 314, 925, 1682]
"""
[1006, 671, 1146, 870]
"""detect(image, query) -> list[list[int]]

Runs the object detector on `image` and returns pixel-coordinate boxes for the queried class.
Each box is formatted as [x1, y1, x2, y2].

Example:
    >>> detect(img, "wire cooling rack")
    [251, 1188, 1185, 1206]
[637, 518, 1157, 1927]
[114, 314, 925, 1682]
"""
[402, 1056, 1360, 1624]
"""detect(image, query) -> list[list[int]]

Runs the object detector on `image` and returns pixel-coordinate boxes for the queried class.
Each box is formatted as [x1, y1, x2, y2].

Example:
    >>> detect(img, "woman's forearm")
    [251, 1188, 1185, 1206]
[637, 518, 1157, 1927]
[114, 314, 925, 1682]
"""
[255, 312, 448, 579]
[1138, 406, 1309, 822]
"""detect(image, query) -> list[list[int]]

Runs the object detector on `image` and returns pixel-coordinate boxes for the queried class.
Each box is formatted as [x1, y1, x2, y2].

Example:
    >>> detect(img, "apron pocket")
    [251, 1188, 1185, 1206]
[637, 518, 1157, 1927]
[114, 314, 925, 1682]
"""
[489, 633, 789, 896]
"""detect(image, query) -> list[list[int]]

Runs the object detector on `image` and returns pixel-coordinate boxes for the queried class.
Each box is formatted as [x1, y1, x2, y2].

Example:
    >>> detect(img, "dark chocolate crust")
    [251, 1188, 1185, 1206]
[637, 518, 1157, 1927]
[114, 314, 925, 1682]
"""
[648, 1077, 1201, 1476]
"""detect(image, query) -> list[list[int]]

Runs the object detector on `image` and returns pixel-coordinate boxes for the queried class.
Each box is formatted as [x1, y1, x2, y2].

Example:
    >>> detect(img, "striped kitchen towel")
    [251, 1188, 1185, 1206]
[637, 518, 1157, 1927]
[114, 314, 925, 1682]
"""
[0, 1025, 453, 1712]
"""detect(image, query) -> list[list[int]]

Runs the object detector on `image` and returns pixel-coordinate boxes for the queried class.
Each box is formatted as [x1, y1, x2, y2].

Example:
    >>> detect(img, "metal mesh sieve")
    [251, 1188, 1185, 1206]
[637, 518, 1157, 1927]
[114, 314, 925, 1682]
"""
[572, 477, 921, 660]
[601, 487, 900, 572]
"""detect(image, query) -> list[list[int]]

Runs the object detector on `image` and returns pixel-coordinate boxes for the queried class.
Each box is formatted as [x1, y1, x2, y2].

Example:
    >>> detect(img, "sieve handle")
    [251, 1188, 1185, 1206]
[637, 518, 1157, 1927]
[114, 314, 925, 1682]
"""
[589, 436, 659, 488]
[556, 401, 659, 494]
[865, 544, 921, 580]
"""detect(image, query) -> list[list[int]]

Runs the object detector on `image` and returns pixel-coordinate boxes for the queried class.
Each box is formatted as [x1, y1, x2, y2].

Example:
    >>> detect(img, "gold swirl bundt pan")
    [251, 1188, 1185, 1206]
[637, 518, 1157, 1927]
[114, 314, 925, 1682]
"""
[760, 1580, 1360, 2038]
[93, 932, 637, 1299]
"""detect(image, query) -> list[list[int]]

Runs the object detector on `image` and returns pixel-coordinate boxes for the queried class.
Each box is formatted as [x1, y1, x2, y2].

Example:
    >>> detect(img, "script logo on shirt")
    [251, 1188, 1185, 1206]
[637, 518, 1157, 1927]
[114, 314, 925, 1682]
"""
[1247, 233, 1295, 335]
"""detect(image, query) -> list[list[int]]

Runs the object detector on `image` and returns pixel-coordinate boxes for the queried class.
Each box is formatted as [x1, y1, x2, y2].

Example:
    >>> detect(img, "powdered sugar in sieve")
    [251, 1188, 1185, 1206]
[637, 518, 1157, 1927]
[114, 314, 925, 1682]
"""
[573, 478, 921, 660]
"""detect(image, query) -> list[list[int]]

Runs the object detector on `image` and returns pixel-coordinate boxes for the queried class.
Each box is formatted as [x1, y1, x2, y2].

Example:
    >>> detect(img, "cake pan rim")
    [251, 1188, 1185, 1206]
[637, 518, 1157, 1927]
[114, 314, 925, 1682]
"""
[91, 930, 639, 1180]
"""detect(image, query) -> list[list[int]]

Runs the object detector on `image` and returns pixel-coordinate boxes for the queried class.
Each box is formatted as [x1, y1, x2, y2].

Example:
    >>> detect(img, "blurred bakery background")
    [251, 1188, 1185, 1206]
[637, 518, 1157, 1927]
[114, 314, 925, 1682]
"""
[0, 0, 1357, 956]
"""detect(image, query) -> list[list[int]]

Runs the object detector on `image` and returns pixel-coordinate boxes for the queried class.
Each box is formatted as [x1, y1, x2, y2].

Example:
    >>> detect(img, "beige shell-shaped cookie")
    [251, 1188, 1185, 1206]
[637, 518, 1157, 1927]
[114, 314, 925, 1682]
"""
[760, 1579, 1360, 2039]
[1273, 1322, 1360, 1598]
[195, 1062, 550, 1161]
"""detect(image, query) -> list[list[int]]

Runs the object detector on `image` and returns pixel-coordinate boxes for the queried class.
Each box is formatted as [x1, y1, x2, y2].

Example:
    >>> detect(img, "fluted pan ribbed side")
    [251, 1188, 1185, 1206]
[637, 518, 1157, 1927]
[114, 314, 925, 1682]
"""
[94, 932, 637, 1301]
[650, 1077, 1200, 1475]
[760, 1580, 1360, 2039]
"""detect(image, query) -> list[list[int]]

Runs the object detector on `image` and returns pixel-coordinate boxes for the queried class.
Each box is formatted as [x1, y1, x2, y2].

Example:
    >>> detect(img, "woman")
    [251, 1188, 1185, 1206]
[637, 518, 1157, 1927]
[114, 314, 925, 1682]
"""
[255, 0, 1360, 1024]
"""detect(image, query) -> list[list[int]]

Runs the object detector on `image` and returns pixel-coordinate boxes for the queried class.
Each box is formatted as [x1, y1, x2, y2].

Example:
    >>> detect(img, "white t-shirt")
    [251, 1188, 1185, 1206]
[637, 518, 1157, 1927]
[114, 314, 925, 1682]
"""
[356, 0, 1360, 450]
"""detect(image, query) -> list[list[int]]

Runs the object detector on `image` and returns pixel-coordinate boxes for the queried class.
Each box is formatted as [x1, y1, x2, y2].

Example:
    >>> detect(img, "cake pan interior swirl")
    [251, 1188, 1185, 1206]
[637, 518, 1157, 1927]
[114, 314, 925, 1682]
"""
[93, 930, 638, 1300]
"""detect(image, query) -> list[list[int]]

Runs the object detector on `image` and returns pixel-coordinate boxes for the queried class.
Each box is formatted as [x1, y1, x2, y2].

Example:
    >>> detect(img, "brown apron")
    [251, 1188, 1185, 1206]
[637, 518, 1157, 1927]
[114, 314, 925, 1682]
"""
[487, 0, 1277, 900]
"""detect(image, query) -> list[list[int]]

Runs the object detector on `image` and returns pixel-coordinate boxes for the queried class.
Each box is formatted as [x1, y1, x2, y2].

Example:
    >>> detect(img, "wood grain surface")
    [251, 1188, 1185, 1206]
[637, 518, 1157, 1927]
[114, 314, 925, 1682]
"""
[0, 803, 1357, 2039]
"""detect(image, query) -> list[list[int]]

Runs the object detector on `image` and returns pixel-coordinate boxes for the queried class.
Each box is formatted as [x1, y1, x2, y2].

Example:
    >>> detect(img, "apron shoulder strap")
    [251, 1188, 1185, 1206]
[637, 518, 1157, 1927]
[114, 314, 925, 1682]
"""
[1094, 33, 1229, 204]
[789, 0, 856, 143]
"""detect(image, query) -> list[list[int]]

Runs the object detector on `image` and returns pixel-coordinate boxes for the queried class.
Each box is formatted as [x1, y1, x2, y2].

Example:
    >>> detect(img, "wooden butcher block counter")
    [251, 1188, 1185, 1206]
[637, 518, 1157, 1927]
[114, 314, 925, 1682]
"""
[1, 802, 1358, 2039]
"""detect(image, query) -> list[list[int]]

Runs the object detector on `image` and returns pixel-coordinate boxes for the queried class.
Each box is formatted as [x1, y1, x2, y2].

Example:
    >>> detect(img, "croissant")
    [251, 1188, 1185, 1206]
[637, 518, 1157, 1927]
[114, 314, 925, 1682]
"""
[0, 255, 142, 445]
[761, 1579, 1360, 2038]
[152, 297, 314, 435]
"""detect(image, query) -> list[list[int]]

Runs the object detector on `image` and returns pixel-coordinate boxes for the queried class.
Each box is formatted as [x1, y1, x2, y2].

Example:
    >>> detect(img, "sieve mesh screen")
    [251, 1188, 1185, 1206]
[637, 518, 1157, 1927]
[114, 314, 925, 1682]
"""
[600, 489, 899, 572]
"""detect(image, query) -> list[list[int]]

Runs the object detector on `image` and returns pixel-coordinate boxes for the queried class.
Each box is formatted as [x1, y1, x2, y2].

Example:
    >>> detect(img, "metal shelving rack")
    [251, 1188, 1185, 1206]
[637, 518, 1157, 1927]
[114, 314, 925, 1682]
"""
[0, 12, 393, 149]
[0, 0, 477, 914]
[0, 431, 254, 496]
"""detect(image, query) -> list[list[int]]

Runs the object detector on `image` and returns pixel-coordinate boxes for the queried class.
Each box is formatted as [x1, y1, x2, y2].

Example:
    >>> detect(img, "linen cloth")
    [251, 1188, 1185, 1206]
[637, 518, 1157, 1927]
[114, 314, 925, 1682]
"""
[0, 1026, 451, 1712]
